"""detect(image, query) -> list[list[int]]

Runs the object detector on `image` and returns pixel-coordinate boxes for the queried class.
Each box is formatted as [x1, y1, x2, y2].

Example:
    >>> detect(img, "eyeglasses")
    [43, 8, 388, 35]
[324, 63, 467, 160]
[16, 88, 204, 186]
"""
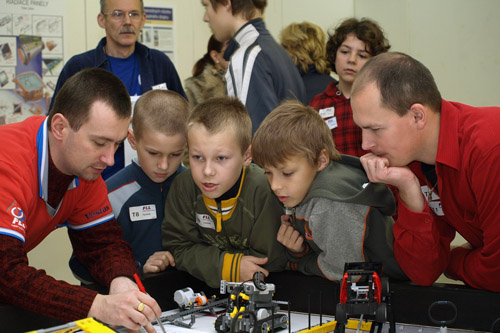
[102, 10, 143, 21]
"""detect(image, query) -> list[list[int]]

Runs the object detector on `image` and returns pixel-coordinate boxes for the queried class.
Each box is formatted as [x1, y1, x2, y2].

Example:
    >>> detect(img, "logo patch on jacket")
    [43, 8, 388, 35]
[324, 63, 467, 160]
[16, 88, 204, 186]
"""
[196, 214, 215, 230]
[10, 206, 26, 231]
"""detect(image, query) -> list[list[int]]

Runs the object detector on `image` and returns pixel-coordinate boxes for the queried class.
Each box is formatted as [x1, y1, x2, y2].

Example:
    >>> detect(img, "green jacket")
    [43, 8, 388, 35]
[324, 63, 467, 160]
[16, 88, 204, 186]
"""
[289, 155, 407, 280]
[162, 164, 287, 288]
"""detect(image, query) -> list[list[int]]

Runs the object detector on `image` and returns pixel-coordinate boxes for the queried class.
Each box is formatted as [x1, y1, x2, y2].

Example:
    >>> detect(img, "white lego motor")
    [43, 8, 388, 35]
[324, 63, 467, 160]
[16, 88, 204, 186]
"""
[174, 287, 208, 308]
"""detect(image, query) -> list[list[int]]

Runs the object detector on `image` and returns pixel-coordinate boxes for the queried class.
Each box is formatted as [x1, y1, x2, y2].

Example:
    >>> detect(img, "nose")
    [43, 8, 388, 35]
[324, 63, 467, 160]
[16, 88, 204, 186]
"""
[203, 160, 215, 177]
[203, 12, 209, 22]
[348, 52, 356, 64]
[269, 176, 282, 193]
[123, 12, 132, 24]
[361, 130, 375, 151]
[100, 146, 115, 166]
[158, 156, 168, 171]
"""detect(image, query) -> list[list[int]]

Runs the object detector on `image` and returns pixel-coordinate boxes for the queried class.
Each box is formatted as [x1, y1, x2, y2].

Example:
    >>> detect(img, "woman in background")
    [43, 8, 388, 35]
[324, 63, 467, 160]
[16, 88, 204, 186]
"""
[280, 21, 335, 104]
[184, 35, 228, 109]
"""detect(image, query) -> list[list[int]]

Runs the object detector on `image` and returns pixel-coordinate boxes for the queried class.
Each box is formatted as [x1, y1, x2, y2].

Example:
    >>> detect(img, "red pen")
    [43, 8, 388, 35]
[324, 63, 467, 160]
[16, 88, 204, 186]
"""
[133, 273, 167, 333]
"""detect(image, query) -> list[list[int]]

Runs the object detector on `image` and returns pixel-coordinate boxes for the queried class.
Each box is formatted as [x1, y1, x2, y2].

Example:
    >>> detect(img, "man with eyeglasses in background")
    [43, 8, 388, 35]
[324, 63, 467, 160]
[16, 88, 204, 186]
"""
[50, 0, 186, 180]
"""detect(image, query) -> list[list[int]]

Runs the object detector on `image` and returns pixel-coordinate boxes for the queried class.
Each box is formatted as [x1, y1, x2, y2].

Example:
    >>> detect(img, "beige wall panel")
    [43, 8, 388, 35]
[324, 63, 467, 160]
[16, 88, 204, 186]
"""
[266, 0, 354, 41]
[355, 0, 500, 106]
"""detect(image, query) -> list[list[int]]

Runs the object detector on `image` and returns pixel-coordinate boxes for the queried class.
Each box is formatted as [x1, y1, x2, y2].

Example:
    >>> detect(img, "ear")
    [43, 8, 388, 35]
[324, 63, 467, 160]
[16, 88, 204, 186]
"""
[97, 13, 106, 29]
[127, 129, 137, 150]
[138, 12, 146, 30]
[242, 144, 252, 167]
[209, 50, 219, 64]
[316, 149, 330, 171]
[50, 113, 68, 142]
[409, 103, 427, 130]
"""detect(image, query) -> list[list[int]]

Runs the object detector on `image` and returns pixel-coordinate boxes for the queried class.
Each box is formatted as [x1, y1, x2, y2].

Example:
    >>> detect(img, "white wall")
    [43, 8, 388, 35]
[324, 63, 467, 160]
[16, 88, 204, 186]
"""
[353, 0, 500, 107]
[28, 0, 500, 286]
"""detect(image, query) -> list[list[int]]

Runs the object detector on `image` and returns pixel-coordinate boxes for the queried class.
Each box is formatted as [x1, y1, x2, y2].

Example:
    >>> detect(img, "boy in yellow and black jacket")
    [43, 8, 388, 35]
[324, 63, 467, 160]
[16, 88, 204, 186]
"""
[162, 97, 287, 288]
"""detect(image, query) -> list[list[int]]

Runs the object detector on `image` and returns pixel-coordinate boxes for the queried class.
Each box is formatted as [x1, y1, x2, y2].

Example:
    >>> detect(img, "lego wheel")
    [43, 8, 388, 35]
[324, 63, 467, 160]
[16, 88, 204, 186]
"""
[381, 277, 389, 297]
[336, 303, 347, 324]
[258, 314, 288, 333]
[375, 303, 387, 323]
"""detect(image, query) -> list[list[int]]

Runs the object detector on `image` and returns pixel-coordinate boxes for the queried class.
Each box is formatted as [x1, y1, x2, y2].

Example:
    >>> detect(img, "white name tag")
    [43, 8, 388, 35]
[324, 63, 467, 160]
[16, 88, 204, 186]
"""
[129, 204, 157, 222]
[326, 116, 338, 130]
[152, 82, 168, 90]
[196, 214, 215, 230]
[420, 185, 444, 216]
[319, 107, 335, 118]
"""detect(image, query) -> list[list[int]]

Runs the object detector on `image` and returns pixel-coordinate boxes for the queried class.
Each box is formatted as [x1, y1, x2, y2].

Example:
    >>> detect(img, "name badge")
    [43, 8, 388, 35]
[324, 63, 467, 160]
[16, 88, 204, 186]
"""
[152, 83, 168, 90]
[196, 214, 215, 230]
[326, 116, 338, 130]
[129, 204, 157, 222]
[420, 185, 444, 216]
[319, 107, 335, 118]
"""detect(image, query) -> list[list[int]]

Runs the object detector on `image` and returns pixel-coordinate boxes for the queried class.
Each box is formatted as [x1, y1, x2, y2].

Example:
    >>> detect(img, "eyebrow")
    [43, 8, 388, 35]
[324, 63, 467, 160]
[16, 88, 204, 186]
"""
[339, 44, 370, 54]
[358, 123, 382, 129]
[91, 135, 126, 144]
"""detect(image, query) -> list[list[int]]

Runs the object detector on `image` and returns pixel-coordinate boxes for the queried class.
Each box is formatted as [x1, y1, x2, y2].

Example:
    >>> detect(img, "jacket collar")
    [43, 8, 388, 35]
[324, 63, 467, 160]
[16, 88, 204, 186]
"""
[36, 118, 79, 207]
[436, 99, 460, 170]
[96, 37, 150, 67]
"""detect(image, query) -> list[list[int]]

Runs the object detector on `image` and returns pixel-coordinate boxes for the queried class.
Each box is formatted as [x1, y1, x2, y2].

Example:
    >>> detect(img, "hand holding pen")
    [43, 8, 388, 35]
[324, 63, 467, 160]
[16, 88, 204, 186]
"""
[134, 273, 168, 333]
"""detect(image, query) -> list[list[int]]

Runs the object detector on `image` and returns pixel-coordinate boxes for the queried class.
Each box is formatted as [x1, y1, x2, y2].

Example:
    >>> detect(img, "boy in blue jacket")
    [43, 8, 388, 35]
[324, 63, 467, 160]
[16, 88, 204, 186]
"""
[70, 90, 189, 280]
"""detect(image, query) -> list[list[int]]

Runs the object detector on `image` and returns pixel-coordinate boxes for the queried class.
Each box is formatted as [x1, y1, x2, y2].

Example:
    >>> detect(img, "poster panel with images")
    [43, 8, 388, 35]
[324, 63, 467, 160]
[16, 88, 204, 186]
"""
[0, 0, 65, 125]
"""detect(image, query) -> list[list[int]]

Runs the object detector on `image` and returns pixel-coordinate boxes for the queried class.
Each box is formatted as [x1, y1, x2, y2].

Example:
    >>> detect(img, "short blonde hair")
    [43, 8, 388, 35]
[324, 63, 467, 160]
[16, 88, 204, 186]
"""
[252, 100, 340, 168]
[280, 21, 331, 75]
[188, 97, 252, 154]
[132, 90, 189, 140]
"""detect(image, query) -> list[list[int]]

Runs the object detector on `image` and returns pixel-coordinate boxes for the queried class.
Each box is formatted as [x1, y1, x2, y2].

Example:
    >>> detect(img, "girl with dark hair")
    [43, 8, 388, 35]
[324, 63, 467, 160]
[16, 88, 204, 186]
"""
[184, 35, 228, 109]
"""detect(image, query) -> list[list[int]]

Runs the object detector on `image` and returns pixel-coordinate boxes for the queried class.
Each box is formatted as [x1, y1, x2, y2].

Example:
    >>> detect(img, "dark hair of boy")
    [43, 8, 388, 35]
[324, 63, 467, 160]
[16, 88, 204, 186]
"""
[326, 18, 390, 72]
[208, 0, 267, 19]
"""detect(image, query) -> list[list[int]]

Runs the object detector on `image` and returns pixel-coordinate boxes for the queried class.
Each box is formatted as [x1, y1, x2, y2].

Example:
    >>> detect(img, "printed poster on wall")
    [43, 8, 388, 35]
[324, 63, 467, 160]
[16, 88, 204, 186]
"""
[142, 5, 175, 63]
[0, 0, 65, 125]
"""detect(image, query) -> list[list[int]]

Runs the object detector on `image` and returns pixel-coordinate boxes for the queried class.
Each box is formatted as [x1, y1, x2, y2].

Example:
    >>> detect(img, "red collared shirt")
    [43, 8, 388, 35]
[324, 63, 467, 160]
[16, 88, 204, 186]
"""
[394, 100, 500, 291]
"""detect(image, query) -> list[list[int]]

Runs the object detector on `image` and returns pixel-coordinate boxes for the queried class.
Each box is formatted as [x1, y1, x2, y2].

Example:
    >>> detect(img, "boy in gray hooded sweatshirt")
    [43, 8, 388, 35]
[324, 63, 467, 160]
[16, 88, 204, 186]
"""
[251, 100, 406, 281]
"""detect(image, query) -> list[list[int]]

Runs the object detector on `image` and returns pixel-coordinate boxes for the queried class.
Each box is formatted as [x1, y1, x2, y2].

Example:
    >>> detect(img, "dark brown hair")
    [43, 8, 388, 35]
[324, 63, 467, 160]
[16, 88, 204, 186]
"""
[327, 18, 390, 73]
[209, 0, 266, 20]
[192, 35, 225, 77]
[48, 68, 131, 131]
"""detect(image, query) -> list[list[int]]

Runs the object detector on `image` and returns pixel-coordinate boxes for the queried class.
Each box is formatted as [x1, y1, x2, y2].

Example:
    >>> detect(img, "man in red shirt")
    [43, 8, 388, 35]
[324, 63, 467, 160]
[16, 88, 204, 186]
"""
[351, 52, 500, 292]
[0, 68, 161, 332]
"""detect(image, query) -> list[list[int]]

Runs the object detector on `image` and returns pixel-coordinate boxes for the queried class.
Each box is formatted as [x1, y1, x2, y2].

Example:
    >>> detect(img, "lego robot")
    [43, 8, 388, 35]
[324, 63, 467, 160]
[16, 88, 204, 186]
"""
[335, 262, 389, 331]
[214, 272, 288, 333]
